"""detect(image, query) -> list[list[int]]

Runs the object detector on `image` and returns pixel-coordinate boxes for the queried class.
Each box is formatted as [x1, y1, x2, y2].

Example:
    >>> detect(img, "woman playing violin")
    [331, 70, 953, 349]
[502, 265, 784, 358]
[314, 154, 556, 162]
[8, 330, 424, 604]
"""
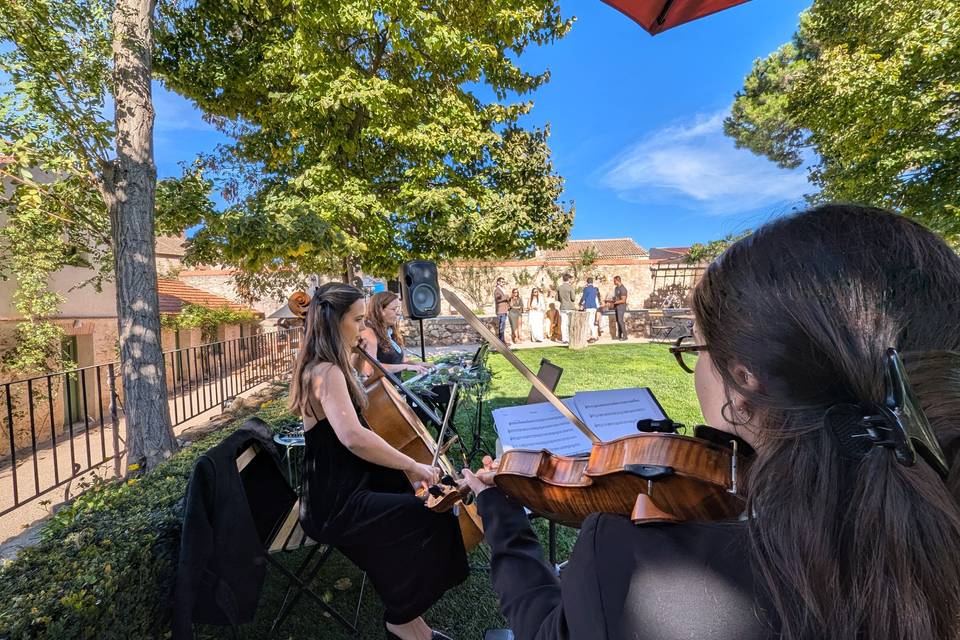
[359, 291, 433, 377]
[462, 204, 960, 640]
[290, 283, 466, 640]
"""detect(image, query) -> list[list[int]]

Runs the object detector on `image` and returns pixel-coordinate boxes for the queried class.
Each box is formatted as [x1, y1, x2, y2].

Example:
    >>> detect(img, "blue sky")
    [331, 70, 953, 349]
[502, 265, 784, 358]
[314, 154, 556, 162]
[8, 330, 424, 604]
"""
[153, 0, 814, 250]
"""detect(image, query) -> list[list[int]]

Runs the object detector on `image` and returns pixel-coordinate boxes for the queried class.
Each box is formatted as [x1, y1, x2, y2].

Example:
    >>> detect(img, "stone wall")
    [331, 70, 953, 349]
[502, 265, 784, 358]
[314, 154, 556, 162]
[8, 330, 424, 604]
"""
[398, 315, 500, 347]
[393, 309, 696, 347]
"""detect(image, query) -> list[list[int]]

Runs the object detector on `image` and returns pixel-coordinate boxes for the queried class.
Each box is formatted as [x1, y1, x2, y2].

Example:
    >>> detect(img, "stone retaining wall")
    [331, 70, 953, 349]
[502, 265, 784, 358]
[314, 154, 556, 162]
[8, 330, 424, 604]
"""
[396, 309, 695, 346]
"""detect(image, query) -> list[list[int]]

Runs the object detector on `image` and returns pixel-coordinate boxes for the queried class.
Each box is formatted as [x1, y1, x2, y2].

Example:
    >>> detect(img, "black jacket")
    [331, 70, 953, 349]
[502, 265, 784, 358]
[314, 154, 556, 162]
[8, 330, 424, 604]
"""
[477, 489, 777, 640]
[172, 419, 282, 638]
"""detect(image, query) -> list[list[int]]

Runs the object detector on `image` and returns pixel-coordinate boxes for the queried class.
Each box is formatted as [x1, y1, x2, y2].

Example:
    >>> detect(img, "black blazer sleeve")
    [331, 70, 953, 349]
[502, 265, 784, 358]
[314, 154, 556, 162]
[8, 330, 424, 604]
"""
[477, 489, 608, 640]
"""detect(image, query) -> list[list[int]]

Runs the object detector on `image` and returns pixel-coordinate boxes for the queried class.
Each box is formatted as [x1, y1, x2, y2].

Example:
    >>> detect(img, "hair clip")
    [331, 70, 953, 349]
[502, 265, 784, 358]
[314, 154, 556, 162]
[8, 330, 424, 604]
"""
[828, 348, 948, 480]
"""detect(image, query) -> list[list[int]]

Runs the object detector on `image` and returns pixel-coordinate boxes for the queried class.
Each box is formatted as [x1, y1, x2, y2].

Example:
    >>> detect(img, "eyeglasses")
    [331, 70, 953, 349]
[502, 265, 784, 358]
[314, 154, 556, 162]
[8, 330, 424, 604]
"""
[669, 335, 707, 374]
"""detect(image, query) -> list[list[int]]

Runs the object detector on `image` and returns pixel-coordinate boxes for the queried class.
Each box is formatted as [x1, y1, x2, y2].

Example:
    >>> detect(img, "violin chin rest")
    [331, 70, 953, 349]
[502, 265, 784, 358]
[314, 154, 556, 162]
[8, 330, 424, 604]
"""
[631, 493, 682, 525]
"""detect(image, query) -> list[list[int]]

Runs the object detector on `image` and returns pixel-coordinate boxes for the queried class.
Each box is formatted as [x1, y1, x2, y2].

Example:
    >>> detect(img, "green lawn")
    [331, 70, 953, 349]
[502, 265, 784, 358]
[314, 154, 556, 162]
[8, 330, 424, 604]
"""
[199, 342, 700, 639]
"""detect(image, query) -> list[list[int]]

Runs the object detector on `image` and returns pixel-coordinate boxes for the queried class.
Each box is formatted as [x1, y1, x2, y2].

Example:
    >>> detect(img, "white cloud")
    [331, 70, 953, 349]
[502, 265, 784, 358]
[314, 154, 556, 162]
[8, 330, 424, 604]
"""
[600, 110, 810, 214]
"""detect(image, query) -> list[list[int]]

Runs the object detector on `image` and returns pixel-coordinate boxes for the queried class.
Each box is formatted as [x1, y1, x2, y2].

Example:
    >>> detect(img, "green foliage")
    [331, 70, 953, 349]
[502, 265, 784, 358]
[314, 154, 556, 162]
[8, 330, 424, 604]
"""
[685, 230, 752, 264]
[725, 0, 960, 244]
[154, 0, 576, 293]
[513, 268, 534, 287]
[0, 0, 116, 374]
[0, 394, 294, 640]
[161, 303, 259, 342]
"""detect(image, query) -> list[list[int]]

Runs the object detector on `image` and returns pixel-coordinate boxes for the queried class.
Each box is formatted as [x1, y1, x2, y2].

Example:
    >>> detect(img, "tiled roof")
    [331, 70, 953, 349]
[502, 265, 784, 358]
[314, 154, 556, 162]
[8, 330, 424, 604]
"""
[537, 238, 648, 261]
[649, 247, 690, 261]
[157, 279, 262, 315]
[156, 234, 187, 256]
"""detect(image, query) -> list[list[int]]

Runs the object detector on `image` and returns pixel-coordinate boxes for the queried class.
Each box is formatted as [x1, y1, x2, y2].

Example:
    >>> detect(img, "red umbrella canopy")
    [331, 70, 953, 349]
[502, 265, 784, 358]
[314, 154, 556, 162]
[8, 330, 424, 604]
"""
[603, 0, 750, 35]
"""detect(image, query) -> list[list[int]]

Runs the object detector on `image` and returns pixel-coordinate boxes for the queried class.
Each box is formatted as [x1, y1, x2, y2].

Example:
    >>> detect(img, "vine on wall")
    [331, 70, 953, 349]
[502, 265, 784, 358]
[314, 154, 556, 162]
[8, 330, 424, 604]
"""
[160, 303, 258, 342]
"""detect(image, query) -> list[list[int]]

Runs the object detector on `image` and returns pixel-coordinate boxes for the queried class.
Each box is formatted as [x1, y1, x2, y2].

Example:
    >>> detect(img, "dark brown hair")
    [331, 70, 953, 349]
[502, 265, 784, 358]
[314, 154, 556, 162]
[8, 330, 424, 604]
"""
[693, 204, 960, 640]
[289, 282, 367, 414]
[365, 291, 404, 352]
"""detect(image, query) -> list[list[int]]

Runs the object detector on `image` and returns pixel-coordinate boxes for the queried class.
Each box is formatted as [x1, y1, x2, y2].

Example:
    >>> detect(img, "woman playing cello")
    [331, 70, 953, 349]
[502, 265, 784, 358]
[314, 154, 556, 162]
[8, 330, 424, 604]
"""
[463, 204, 960, 640]
[290, 283, 466, 640]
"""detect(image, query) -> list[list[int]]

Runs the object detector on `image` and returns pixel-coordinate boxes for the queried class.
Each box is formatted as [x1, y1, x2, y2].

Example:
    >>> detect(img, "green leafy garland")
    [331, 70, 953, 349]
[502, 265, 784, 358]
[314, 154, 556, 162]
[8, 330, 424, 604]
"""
[160, 303, 258, 342]
[405, 353, 493, 396]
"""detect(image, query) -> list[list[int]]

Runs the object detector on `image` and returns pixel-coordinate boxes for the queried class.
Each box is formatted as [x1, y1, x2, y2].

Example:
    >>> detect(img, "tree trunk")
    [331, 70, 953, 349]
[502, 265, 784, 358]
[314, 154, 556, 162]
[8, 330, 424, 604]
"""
[104, 0, 177, 471]
[343, 255, 364, 289]
[568, 311, 590, 350]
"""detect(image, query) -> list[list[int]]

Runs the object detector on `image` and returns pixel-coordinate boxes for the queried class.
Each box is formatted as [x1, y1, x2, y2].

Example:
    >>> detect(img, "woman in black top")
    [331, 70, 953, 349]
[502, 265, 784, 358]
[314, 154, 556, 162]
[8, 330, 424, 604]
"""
[359, 291, 432, 376]
[463, 204, 960, 640]
[290, 283, 467, 640]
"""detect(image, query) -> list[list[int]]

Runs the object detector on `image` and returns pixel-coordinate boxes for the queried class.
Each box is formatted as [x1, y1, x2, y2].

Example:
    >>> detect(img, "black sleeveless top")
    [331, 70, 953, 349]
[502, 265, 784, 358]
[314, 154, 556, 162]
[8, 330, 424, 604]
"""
[299, 409, 409, 541]
[375, 328, 404, 365]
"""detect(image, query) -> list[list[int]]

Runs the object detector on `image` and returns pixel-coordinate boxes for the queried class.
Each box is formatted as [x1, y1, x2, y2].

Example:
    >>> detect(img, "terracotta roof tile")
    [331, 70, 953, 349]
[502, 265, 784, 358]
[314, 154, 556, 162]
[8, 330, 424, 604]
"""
[537, 238, 648, 261]
[649, 247, 690, 260]
[157, 279, 262, 316]
[155, 234, 187, 256]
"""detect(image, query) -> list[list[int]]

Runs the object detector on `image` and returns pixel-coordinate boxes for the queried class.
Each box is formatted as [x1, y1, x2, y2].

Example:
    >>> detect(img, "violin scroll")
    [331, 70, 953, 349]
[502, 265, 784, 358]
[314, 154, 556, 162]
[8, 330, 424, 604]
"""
[287, 290, 310, 318]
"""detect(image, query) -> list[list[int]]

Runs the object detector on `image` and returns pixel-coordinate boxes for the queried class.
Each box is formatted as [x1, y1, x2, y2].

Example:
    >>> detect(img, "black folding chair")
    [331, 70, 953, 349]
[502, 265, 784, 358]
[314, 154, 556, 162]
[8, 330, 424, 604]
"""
[235, 442, 360, 635]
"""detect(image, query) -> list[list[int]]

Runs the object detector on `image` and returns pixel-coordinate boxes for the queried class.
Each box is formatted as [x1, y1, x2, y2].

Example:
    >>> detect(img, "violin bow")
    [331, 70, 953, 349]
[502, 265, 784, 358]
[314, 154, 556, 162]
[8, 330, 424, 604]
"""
[441, 288, 600, 444]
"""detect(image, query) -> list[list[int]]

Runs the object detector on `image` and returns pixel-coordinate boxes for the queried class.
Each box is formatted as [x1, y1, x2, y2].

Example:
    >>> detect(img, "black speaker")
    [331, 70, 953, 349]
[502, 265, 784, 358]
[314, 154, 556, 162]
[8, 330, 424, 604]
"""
[400, 260, 440, 319]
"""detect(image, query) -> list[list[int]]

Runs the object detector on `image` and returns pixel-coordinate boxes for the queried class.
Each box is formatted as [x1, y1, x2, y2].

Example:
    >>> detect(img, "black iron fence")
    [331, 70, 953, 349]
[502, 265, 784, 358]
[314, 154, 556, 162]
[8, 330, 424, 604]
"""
[0, 327, 303, 516]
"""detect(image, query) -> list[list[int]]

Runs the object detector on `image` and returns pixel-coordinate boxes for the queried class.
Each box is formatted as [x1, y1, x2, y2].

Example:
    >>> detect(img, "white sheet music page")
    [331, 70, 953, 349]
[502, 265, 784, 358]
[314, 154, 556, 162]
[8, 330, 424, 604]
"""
[571, 388, 666, 441]
[492, 399, 592, 457]
[492, 388, 666, 457]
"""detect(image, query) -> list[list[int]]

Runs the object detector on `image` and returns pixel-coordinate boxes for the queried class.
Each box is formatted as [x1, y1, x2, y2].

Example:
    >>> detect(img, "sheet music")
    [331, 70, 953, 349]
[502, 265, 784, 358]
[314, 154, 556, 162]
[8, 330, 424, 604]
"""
[492, 399, 593, 457]
[572, 388, 666, 441]
[492, 387, 666, 456]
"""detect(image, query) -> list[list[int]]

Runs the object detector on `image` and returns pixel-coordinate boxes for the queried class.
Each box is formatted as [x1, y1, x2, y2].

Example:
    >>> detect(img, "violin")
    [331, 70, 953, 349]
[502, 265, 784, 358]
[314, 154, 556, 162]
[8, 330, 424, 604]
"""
[288, 291, 484, 551]
[443, 288, 752, 527]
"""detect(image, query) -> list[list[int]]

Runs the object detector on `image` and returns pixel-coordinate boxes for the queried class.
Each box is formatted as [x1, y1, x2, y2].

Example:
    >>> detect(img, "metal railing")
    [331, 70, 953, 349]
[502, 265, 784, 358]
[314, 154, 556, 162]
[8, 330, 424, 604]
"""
[0, 327, 303, 516]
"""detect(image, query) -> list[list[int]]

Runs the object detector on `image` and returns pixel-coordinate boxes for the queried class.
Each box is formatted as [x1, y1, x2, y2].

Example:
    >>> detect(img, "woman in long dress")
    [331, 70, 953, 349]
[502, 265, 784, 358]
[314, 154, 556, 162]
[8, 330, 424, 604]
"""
[508, 288, 525, 344]
[291, 283, 466, 640]
[528, 288, 545, 342]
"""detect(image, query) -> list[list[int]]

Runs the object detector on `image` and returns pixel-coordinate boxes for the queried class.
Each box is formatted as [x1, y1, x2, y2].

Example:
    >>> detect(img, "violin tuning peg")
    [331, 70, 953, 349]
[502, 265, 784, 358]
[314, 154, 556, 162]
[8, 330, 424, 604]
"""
[440, 474, 456, 487]
[428, 485, 444, 498]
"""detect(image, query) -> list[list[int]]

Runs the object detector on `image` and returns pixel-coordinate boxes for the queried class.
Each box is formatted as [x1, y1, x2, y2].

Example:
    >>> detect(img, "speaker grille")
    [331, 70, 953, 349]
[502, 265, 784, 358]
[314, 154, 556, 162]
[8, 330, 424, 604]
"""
[410, 283, 438, 313]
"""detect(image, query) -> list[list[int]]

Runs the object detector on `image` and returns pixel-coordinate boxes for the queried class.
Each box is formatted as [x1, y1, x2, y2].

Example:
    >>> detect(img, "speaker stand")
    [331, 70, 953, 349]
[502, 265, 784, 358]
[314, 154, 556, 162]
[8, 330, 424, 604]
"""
[418, 318, 427, 362]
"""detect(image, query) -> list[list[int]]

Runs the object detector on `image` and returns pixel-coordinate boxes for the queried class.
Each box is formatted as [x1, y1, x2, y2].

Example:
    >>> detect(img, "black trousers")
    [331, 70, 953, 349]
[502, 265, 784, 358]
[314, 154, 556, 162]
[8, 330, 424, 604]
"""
[615, 305, 626, 338]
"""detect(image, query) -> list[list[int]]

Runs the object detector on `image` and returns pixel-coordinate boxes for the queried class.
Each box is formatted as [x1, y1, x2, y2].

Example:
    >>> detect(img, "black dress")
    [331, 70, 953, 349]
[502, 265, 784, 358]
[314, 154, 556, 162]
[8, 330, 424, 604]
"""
[299, 407, 469, 624]
[476, 489, 778, 639]
[377, 330, 405, 365]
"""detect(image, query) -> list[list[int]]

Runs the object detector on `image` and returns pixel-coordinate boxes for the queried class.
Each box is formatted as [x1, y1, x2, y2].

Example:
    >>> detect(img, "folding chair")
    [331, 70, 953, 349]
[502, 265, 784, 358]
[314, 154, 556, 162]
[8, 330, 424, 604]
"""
[235, 441, 360, 635]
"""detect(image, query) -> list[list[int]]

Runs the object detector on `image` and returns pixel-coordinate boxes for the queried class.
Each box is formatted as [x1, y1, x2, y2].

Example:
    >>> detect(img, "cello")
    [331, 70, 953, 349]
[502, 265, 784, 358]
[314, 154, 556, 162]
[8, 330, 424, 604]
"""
[443, 288, 751, 527]
[288, 291, 485, 551]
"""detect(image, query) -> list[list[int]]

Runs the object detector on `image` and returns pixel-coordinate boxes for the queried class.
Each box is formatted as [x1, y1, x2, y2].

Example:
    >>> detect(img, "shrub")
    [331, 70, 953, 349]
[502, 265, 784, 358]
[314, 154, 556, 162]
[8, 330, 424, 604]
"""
[0, 398, 296, 639]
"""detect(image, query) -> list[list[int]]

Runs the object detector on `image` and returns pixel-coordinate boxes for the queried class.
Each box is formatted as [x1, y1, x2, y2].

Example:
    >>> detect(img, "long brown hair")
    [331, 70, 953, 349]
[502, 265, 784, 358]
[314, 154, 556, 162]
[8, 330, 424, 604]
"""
[289, 282, 368, 414]
[365, 291, 404, 352]
[693, 204, 960, 640]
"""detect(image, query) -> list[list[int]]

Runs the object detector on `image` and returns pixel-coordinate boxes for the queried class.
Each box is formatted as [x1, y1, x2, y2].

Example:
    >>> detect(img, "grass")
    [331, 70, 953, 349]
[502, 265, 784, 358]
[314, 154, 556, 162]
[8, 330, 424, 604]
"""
[198, 342, 700, 639]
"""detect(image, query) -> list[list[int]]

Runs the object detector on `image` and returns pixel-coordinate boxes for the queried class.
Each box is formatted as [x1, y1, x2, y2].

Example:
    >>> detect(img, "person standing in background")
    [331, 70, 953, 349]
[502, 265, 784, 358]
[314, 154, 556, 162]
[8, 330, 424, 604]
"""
[528, 288, 545, 342]
[494, 277, 509, 343]
[545, 303, 562, 342]
[612, 275, 628, 341]
[579, 277, 600, 344]
[556, 273, 576, 344]
[507, 288, 525, 344]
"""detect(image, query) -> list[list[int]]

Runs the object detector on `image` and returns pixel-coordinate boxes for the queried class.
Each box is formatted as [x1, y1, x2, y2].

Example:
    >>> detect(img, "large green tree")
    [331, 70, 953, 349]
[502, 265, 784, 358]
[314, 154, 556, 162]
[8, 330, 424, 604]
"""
[725, 0, 960, 244]
[155, 0, 575, 298]
[1, 0, 177, 469]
